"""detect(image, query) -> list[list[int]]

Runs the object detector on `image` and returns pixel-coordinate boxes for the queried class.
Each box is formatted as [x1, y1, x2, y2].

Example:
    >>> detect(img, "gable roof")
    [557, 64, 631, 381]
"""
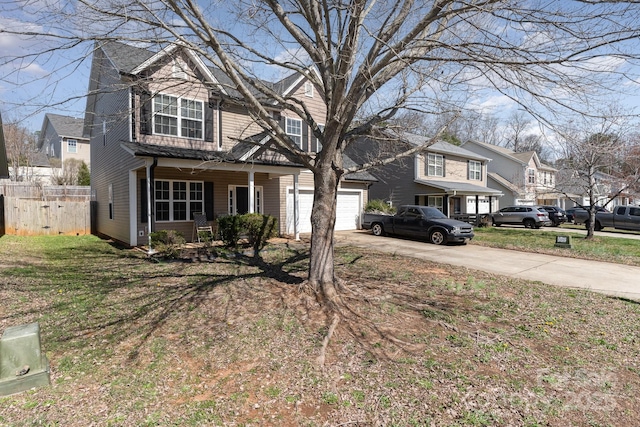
[462, 140, 556, 171]
[38, 113, 86, 149]
[98, 40, 307, 103]
[401, 133, 491, 162]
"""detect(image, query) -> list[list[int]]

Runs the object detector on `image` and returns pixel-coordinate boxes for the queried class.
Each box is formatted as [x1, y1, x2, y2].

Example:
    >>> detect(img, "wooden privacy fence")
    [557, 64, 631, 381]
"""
[3, 197, 91, 236]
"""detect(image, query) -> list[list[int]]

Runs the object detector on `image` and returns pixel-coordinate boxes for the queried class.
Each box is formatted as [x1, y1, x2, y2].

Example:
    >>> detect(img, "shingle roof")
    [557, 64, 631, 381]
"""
[101, 41, 156, 74]
[401, 132, 491, 161]
[414, 178, 503, 196]
[44, 113, 85, 139]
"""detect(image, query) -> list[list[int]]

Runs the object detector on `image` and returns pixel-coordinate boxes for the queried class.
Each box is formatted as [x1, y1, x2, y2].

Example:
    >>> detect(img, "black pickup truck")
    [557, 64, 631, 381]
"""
[573, 205, 640, 231]
[361, 205, 474, 245]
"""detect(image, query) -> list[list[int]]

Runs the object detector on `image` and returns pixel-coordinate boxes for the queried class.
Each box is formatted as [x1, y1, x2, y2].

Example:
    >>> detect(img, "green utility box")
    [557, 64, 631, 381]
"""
[0, 323, 50, 396]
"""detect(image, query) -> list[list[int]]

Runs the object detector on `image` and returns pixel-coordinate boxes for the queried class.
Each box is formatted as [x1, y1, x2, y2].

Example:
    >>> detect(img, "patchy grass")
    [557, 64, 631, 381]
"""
[473, 226, 640, 266]
[1, 235, 640, 426]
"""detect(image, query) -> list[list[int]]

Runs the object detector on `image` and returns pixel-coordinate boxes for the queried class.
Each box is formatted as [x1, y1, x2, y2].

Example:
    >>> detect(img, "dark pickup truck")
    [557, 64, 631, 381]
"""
[361, 205, 475, 245]
[573, 205, 640, 231]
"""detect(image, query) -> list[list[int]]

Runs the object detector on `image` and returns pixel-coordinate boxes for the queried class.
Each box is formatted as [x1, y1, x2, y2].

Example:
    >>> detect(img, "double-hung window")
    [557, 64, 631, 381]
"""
[528, 168, 536, 184]
[67, 139, 77, 153]
[426, 153, 444, 177]
[155, 180, 203, 222]
[468, 160, 481, 180]
[286, 117, 302, 148]
[153, 94, 203, 139]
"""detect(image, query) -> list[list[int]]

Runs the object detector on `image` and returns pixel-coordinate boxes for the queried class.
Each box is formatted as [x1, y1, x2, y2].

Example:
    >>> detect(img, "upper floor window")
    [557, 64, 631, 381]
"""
[426, 153, 444, 177]
[468, 160, 481, 180]
[153, 94, 203, 139]
[67, 139, 77, 153]
[304, 82, 314, 97]
[286, 117, 302, 147]
[528, 168, 536, 184]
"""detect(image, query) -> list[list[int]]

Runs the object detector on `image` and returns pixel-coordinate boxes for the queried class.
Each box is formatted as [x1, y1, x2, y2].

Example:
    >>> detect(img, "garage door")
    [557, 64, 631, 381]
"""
[286, 189, 362, 234]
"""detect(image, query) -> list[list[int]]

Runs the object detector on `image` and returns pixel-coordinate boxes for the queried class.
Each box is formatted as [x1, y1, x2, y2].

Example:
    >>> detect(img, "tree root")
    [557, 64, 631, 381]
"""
[316, 312, 340, 368]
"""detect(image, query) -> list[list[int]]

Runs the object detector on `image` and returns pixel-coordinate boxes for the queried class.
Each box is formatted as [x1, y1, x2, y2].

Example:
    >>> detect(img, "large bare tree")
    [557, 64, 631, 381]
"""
[3, 1, 640, 304]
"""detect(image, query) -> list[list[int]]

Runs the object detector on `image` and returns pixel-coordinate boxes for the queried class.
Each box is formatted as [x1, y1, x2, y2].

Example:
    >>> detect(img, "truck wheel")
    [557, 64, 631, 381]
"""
[523, 219, 535, 229]
[429, 229, 446, 245]
[371, 223, 385, 236]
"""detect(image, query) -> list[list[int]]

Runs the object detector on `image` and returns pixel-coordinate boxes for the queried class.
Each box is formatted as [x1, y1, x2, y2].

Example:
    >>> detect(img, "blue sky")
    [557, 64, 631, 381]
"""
[1, 1, 639, 139]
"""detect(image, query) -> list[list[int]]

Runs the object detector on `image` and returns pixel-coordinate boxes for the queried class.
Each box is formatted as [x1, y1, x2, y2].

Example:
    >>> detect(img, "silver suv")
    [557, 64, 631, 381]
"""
[490, 205, 552, 229]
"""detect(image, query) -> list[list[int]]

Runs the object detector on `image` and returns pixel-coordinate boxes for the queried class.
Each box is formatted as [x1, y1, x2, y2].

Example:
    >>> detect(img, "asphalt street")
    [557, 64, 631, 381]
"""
[335, 229, 640, 301]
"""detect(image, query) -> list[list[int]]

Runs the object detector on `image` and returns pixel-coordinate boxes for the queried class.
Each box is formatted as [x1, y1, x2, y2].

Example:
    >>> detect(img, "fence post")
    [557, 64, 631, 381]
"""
[0, 194, 4, 236]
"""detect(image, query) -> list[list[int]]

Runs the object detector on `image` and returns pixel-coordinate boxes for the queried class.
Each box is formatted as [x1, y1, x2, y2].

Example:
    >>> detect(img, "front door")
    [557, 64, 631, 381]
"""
[236, 187, 249, 214]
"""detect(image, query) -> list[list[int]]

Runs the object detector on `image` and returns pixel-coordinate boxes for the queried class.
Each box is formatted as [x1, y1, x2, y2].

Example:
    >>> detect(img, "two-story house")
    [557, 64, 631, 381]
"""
[346, 133, 503, 218]
[84, 41, 373, 246]
[460, 140, 560, 207]
[38, 113, 90, 166]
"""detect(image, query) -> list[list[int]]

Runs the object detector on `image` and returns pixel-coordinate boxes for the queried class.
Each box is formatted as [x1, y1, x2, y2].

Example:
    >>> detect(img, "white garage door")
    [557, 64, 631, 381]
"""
[286, 189, 362, 234]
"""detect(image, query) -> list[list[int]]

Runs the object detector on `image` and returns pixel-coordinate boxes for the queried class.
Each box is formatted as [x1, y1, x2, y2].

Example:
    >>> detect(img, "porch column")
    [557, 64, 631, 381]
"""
[248, 171, 255, 213]
[475, 195, 479, 215]
[294, 173, 300, 241]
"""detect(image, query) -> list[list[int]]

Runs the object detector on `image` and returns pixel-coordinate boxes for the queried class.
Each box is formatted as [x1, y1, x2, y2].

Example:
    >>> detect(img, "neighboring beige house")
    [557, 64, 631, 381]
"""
[347, 133, 503, 219]
[460, 140, 560, 207]
[38, 113, 90, 166]
[83, 41, 373, 246]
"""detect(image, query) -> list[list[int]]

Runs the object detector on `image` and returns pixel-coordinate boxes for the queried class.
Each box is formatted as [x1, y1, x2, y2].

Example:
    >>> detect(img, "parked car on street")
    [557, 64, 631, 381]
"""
[361, 205, 474, 245]
[489, 205, 552, 229]
[570, 205, 610, 225]
[540, 205, 567, 227]
[573, 205, 640, 231]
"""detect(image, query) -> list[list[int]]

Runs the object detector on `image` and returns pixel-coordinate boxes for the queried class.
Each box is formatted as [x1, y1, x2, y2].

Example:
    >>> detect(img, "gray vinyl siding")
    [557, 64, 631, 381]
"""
[89, 49, 145, 245]
[41, 121, 60, 158]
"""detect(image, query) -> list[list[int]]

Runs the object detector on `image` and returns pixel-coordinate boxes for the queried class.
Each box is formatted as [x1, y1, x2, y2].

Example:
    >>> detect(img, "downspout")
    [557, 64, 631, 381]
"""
[147, 157, 158, 255]
[217, 100, 223, 150]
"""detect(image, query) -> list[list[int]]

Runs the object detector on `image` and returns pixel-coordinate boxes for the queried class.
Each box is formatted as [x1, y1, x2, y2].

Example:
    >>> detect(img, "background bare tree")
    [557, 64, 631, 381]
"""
[2, 1, 640, 304]
[556, 114, 640, 238]
[2, 118, 39, 182]
[50, 159, 89, 186]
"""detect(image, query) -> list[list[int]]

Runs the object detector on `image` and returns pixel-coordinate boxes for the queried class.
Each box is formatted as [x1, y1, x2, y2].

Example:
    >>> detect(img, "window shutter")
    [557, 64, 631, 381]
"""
[204, 182, 214, 221]
[140, 90, 152, 135]
[467, 160, 471, 180]
[442, 156, 446, 177]
[302, 122, 309, 151]
[131, 90, 137, 141]
[204, 103, 214, 143]
[140, 179, 147, 223]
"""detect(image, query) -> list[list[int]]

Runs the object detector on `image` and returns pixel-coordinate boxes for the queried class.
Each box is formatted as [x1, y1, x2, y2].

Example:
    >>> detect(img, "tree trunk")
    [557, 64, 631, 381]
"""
[308, 158, 341, 304]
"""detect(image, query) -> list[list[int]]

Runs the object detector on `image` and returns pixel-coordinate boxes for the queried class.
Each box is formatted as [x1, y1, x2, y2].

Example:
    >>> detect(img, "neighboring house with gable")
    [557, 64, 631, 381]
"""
[460, 140, 560, 207]
[555, 169, 636, 209]
[346, 133, 503, 219]
[83, 40, 373, 246]
[38, 113, 90, 166]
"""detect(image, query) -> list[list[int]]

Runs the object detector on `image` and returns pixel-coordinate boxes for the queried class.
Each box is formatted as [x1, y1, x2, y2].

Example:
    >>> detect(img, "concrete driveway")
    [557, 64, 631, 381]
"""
[335, 230, 640, 301]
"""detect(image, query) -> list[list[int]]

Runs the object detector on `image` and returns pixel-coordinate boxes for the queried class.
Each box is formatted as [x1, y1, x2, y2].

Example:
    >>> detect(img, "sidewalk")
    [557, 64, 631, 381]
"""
[335, 230, 640, 301]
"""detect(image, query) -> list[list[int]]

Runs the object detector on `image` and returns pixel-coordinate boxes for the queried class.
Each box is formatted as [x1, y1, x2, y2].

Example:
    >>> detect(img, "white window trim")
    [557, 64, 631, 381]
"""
[286, 117, 302, 148]
[228, 185, 264, 215]
[153, 94, 204, 140]
[427, 153, 444, 177]
[154, 179, 204, 222]
[67, 139, 78, 153]
[108, 184, 114, 220]
[304, 81, 314, 97]
[528, 168, 536, 184]
[469, 160, 481, 181]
